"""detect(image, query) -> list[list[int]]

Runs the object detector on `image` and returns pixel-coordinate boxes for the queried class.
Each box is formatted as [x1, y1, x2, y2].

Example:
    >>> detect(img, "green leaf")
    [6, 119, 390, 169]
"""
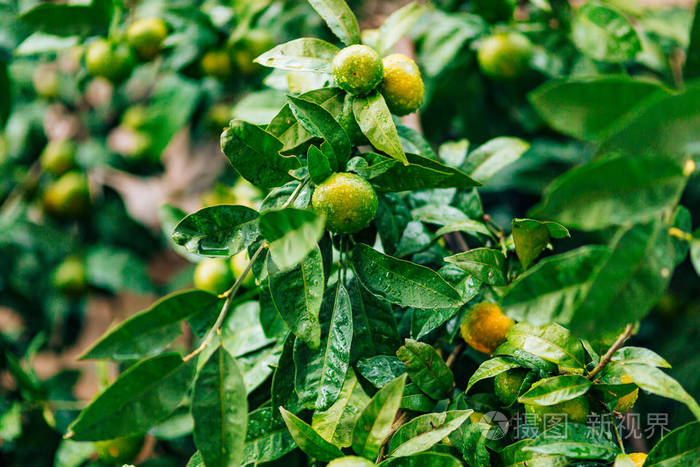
[571, 2, 641, 63]
[242, 407, 296, 465]
[396, 339, 454, 400]
[444, 248, 507, 286]
[375, 2, 428, 55]
[611, 347, 671, 368]
[530, 154, 687, 231]
[85, 246, 153, 294]
[622, 363, 700, 421]
[352, 374, 407, 460]
[353, 93, 408, 164]
[494, 342, 559, 374]
[186, 451, 204, 467]
[512, 218, 570, 269]
[599, 81, 700, 162]
[506, 323, 586, 372]
[220, 301, 277, 358]
[80, 290, 220, 360]
[260, 208, 325, 271]
[369, 153, 479, 192]
[279, 407, 343, 462]
[685, 2, 700, 80]
[308, 0, 361, 46]
[349, 279, 401, 361]
[464, 137, 530, 183]
[351, 244, 462, 309]
[267, 247, 324, 348]
[645, 421, 700, 466]
[67, 354, 193, 441]
[272, 334, 303, 421]
[435, 220, 492, 239]
[356, 356, 406, 389]
[312, 370, 371, 448]
[171, 205, 259, 257]
[388, 411, 471, 457]
[19, 0, 112, 37]
[192, 346, 247, 467]
[255, 38, 340, 73]
[54, 440, 95, 467]
[379, 452, 463, 467]
[691, 235, 700, 277]
[568, 218, 682, 336]
[501, 246, 609, 325]
[0, 60, 9, 128]
[401, 383, 436, 412]
[524, 423, 619, 460]
[518, 375, 591, 406]
[294, 283, 353, 410]
[308, 145, 333, 184]
[467, 357, 522, 392]
[221, 120, 300, 189]
[529, 76, 669, 141]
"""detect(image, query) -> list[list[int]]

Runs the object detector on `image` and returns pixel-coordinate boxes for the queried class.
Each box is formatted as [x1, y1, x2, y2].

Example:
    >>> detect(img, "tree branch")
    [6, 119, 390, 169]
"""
[586, 323, 635, 381]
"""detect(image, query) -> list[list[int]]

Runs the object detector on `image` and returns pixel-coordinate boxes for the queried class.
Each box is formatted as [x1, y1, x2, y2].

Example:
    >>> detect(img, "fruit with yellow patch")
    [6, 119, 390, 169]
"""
[126, 18, 168, 60]
[460, 303, 514, 354]
[43, 171, 91, 219]
[613, 373, 639, 414]
[477, 32, 533, 79]
[312, 173, 378, 234]
[379, 54, 424, 116]
[230, 250, 255, 288]
[194, 258, 234, 294]
[628, 452, 647, 467]
[85, 39, 135, 82]
[52, 256, 87, 297]
[201, 49, 233, 80]
[94, 434, 144, 464]
[40, 140, 76, 176]
[332, 45, 383, 96]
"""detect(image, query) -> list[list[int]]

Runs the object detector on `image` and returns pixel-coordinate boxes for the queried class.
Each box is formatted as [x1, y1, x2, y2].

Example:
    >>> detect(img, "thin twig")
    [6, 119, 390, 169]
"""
[376, 411, 408, 462]
[587, 324, 635, 381]
[446, 342, 465, 369]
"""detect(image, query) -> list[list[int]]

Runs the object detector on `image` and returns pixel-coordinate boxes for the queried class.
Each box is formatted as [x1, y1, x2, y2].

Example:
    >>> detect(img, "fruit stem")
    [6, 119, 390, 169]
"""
[182, 177, 309, 363]
[586, 323, 635, 381]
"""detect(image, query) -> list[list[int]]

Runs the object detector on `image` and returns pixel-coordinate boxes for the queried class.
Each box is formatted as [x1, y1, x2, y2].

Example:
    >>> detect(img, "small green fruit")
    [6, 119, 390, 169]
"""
[332, 45, 383, 96]
[52, 256, 87, 297]
[85, 39, 135, 83]
[43, 171, 91, 219]
[231, 29, 274, 75]
[32, 66, 60, 99]
[94, 434, 144, 464]
[230, 250, 255, 288]
[312, 172, 378, 234]
[477, 32, 533, 79]
[121, 105, 149, 130]
[201, 49, 233, 80]
[494, 368, 528, 406]
[379, 54, 424, 116]
[126, 17, 168, 60]
[40, 140, 76, 176]
[194, 258, 234, 294]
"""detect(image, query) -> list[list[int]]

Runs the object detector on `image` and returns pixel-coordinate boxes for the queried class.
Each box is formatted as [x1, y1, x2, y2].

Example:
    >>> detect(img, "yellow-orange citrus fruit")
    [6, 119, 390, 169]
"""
[460, 303, 514, 354]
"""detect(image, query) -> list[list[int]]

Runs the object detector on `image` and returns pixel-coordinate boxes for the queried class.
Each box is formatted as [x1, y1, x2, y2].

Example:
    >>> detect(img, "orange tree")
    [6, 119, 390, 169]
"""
[1, 0, 700, 466]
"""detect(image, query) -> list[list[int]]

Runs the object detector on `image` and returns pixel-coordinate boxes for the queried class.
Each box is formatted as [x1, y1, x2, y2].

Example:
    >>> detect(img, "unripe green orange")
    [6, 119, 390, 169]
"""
[231, 29, 274, 75]
[312, 173, 378, 234]
[126, 18, 168, 60]
[94, 434, 144, 464]
[201, 49, 233, 80]
[460, 303, 514, 354]
[43, 171, 91, 219]
[85, 39, 135, 82]
[52, 256, 87, 297]
[33, 66, 60, 99]
[332, 45, 383, 96]
[379, 54, 424, 116]
[194, 258, 234, 294]
[494, 368, 528, 406]
[40, 140, 76, 176]
[327, 456, 375, 467]
[121, 105, 149, 130]
[477, 32, 533, 79]
[230, 250, 255, 288]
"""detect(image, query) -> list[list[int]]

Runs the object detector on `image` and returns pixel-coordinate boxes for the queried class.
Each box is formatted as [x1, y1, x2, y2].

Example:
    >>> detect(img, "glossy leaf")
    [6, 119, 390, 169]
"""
[80, 290, 220, 360]
[571, 2, 641, 63]
[308, 145, 333, 184]
[501, 246, 608, 325]
[353, 93, 407, 164]
[512, 218, 569, 269]
[529, 76, 668, 141]
[396, 339, 454, 400]
[279, 407, 343, 462]
[444, 248, 507, 286]
[375, 2, 427, 55]
[356, 356, 406, 388]
[349, 279, 401, 362]
[242, 407, 296, 465]
[294, 283, 353, 410]
[645, 421, 700, 466]
[172, 204, 259, 257]
[352, 374, 407, 460]
[221, 120, 300, 189]
[67, 353, 193, 441]
[272, 334, 303, 421]
[518, 375, 591, 406]
[506, 323, 586, 372]
[351, 243, 462, 309]
[19, 0, 112, 37]
[389, 410, 471, 457]
[379, 452, 463, 467]
[255, 38, 339, 73]
[260, 208, 324, 271]
[524, 423, 619, 460]
[312, 370, 370, 448]
[369, 152, 479, 191]
[464, 137, 530, 182]
[530, 154, 687, 231]
[267, 248, 324, 348]
[611, 347, 671, 368]
[467, 357, 522, 392]
[308, 0, 361, 46]
[192, 346, 247, 467]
